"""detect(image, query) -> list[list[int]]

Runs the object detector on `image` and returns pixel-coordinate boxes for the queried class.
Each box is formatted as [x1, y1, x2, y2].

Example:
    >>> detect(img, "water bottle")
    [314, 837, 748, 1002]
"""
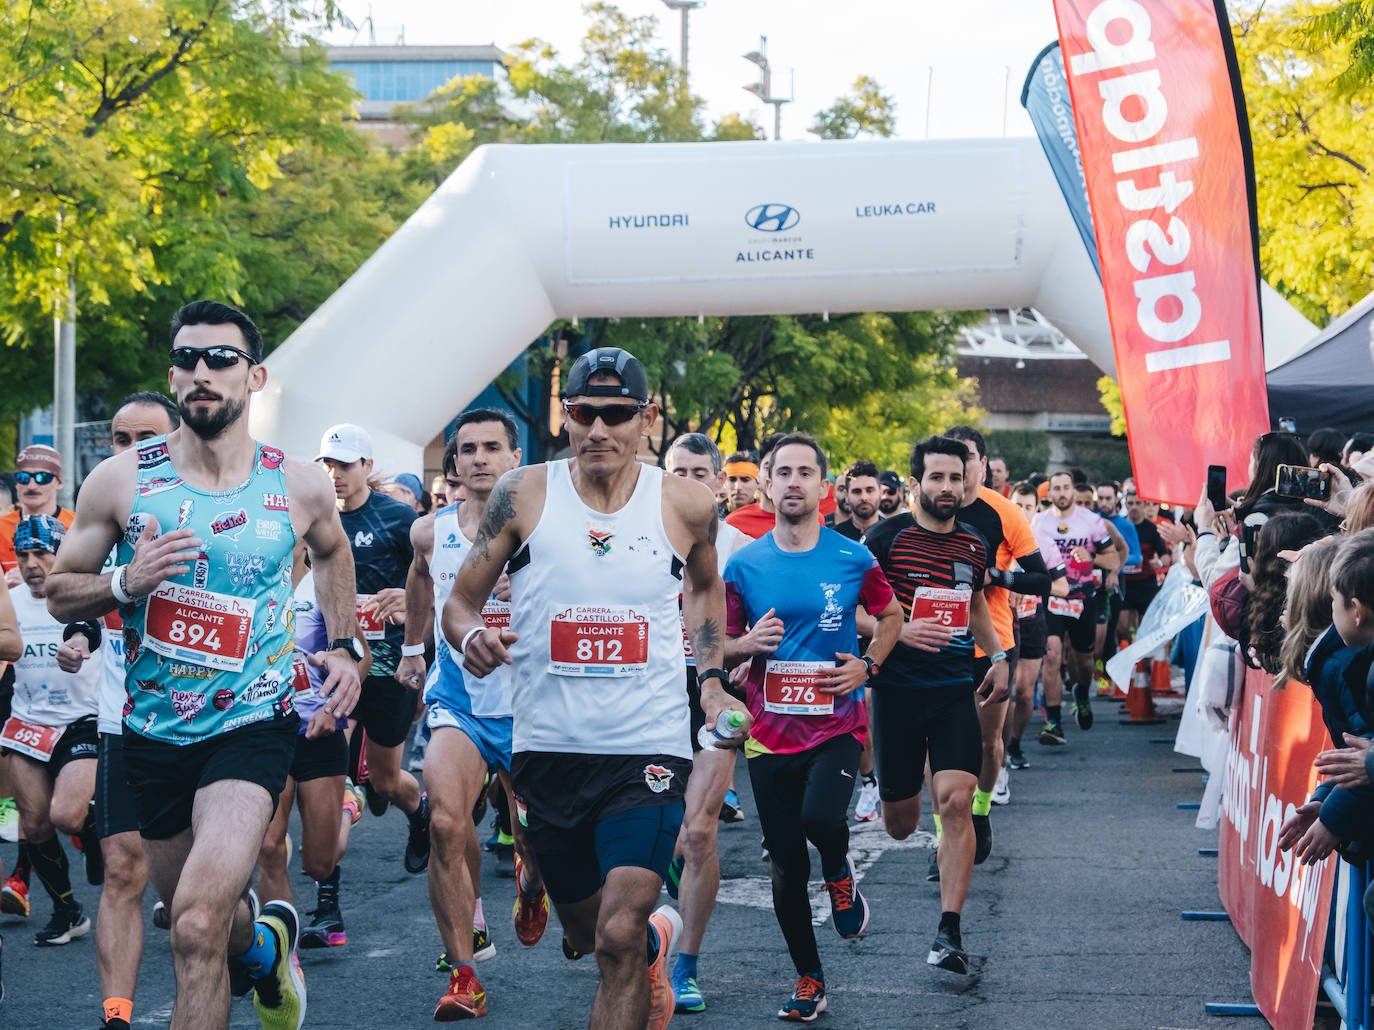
[697, 709, 748, 751]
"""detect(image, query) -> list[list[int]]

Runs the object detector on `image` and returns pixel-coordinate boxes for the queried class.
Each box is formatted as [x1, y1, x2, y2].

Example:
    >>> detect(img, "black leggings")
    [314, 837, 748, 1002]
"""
[748, 733, 861, 976]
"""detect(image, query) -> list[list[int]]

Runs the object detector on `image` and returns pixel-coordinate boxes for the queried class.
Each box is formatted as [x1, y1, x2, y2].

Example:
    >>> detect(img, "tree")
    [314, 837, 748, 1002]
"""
[808, 76, 897, 140]
[1303, 0, 1374, 91]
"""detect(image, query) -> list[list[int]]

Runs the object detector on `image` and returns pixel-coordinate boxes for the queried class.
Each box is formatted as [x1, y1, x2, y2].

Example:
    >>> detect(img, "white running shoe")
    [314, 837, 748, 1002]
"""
[854, 779, 880, 822]
[991, 764, 1010, 806]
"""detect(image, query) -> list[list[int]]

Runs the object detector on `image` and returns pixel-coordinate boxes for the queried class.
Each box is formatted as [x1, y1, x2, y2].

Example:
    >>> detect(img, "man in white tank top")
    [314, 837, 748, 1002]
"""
[444, 348, 748, 1030]
[398, 408, 548, 1020]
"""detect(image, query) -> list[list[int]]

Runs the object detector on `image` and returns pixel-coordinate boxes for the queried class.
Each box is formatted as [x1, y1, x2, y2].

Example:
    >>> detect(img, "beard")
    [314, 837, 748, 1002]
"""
[918, 489, 958, 521]
[879, 496, 901, 515]
[852, 499, 877, 520]
[179, 394, 245, 440]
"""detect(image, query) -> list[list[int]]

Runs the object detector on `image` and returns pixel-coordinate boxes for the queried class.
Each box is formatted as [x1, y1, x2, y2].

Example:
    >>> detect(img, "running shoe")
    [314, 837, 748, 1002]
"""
[251, 901, 307, 1030]
[854, 779, 880, 822]
[1038, 721, 1066, 747]
[928, 925, 969, 974]
[823, 857, 869, 939]
[718, 788, 745, 823]
[35, 903, 89, 946]
[473, 926, 496, 962]
[646, 906, 682, 1030]
[434, 964, 486, 1021]
[972, 814, 993, 865]
[778, 973, 826, 1022]
[357, 736, 388, 817]
[404, 794, 432, 874]
[152, 900, 171, 930]
[664, 854, 685, 901]
[561, 934, 585, 961]
[926, 851, 940, 883]
[1073, 682, 1094, 730]
[0, 798, 17, 843]
[511, 854, 549, 946]
[1, 876, 29, 918]
[672, 967, 705, 1013]
[342, 778, 365, 827]
[1006, 744, 1029, 770]
[228, 890, 263, 998]
[991, 765, 1010, 806]
[299, 900, 346, 949]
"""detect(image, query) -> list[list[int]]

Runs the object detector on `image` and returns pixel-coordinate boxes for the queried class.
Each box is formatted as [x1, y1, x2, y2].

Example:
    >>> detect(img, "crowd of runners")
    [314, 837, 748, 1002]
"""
[2, 299, 1374, 1028]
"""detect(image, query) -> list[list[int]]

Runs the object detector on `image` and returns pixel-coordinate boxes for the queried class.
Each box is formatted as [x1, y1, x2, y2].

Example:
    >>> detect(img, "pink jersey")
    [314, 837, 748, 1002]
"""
[1031, 505, 1113, 598]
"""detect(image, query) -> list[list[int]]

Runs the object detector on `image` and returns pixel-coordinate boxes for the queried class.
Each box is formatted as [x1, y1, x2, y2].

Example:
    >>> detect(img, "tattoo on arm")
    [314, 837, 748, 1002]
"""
[472, 481, 517, 563]
[690, 617, 721, 663]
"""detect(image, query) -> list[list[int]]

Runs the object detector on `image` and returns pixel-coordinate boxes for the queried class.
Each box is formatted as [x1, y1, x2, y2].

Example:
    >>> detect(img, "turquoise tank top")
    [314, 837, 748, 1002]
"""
[117, 435, 298, 743]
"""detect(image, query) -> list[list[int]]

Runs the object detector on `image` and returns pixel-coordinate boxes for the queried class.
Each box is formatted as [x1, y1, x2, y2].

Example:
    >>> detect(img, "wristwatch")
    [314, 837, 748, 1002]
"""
[329, 637, 365, 662]
[698, 668, 729, 688]
[860, 655, 879, 679]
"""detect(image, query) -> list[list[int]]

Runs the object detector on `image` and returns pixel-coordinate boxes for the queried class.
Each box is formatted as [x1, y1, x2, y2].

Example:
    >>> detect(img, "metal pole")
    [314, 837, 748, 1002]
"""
[1002, 64, 1011, 136]
[925, 66, 934, 138]
[680, 8, 689, 83]
[54, 274, 76, 508]
[773, 100, 781, 141]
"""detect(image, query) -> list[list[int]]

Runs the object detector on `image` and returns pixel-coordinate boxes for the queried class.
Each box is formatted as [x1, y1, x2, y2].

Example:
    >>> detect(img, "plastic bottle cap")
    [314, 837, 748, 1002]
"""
[726, 710, 747, 728]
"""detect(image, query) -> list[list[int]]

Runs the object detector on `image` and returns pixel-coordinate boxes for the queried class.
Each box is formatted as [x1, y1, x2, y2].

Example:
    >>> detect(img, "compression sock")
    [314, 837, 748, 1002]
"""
[674, 951, 698, 981]
[1008, 735, 1021, 752]
[103, 997, 133, 1027]
[238, 919, 280, 973]
[317, 864, 340, 906]
[939, 910, 961, 936]
[11, 839, 32, 884]
[932, 813, 942, 842]
[30, 836, 74, 907]
[1046, 703, 1062, 725]
[972, 789, 993, 818]
[473, 897, 486, 932]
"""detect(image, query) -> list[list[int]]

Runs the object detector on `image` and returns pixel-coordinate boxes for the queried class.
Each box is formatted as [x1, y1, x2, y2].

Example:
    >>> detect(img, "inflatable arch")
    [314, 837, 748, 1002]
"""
[250, 138, 1314, 473]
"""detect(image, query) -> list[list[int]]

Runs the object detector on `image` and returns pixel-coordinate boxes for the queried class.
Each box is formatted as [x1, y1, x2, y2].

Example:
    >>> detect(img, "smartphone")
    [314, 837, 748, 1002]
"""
[1278, 417, 1297, 434]
[1206, 464, 1227, 512]
[1274, 464, 1331, 502]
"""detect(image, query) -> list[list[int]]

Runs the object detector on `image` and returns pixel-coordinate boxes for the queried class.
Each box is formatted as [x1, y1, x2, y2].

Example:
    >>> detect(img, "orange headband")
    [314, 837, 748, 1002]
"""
[724, 461, 760, 479]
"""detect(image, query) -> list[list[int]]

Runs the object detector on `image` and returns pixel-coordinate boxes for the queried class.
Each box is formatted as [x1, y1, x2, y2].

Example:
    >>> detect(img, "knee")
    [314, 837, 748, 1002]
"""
[798, 814, 841, 847]
[429, 803, 471, 851]
[19, 812, 52, 842]
[302, 851, 335, 883]
[258, 833, 289, 874]
[594, 909, 646, 962]
[50, 801, 86, 837]
[369, 762, 399, 794]
[883, 812, 917, 841]
[171, 903, 228, 961]
[937, 787, 975, 817]
[101, 844, 148, 898]
[678, 818, 717, 863]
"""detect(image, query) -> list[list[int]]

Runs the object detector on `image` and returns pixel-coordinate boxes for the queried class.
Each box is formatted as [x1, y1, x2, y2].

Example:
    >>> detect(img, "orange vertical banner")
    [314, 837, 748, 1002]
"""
[1051, 1, 1269, 505]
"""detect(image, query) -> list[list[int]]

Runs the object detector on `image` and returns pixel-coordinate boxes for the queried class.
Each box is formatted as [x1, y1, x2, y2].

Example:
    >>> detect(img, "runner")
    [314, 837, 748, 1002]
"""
[45, 299, 364, 1030]
[987, 458, 1010, 498]
[662, 431, 749, 1015]
[723, 453, 760, 515]
[877, 471, 905, 517]
[1093, 482, 1140, 674]
[723, 433, 901, 1022]
[398, 407, 551, 1020]
[0, 570, 16, 1003]
[943, 426, 1052, 839]
[726, 438, 781, 540]
[5, 515, 101, 950]
[315, 423, 431, 872]
[90, 392, 180, 1030]
[1030, 471, 1121, 745]
[1004, 483, 1068, 773]
[443, 347, 745, 1030]
[1, 446, 76, 586]
[833, 461, 881, 542]
[860, 435, 1010, 976]
[1118, 489, 1172, 640]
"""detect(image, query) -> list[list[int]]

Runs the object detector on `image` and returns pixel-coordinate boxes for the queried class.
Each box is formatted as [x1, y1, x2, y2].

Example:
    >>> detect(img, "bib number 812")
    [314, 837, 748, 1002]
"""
[167, 620, 223, 652]
[576, 638, 622, 662]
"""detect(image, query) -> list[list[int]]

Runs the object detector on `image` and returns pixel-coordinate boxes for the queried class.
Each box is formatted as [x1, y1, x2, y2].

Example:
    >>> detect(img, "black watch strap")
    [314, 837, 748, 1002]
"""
[62, 621, 102, 653]
[698, 667, 729, 687]
[861, 655, 878, 678]
[329, 637, 364, 662]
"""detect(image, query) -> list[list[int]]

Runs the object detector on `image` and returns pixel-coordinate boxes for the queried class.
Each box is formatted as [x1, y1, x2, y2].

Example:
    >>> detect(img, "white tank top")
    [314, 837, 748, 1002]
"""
[507, 460, 689, 757]
[9, 584, 102, 727]
[98, 547, 127, 735]
[427, 504, 512, 718]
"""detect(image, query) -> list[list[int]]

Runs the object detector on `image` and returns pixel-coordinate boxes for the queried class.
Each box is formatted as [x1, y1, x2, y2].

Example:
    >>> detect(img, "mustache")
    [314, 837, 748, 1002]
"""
[184, 390, 220, 402]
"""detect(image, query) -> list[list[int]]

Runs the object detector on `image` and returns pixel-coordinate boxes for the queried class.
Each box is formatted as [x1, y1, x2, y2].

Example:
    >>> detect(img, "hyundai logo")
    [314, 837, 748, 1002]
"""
[745, 203, 800, 232]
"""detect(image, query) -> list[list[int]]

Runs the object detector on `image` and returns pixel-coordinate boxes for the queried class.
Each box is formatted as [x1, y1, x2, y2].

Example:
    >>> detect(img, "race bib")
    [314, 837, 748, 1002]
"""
[356, 594, 386, 641]
[1017, 594, 1040, 619]
[549, 605, 649, 676]
[1122, 563, 1142, 576]
[909, 586, 971, 632]
[1047, 596, 1085, 619]
[145, 583, 255, 673]
[290, 653, 312, 695]
[481, 599, 512, 631]
[762, 660, 835, 716]
[0, 716, 60, 762]
[1092, 569, 1104, 588]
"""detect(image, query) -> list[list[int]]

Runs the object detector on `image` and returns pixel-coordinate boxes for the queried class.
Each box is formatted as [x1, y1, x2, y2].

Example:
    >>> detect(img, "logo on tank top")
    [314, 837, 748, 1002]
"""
[354, 531, 374, 548]
[263, 492, 289, 512]
[138, 442, 170, 469]
[211, 509, 248, 538]
[170, 688, 207, 722]
[818, 583, 844, 632]
[140, 475, 184, 497]
[123, 626, 142, 664]
[258, 447, 285, 472]
[588, 526, 614, 557]
[225, 552, 271, 588]
[212, 688, 235, 711]
[643, 763, 674, 794]
[178, 500, 195, 526]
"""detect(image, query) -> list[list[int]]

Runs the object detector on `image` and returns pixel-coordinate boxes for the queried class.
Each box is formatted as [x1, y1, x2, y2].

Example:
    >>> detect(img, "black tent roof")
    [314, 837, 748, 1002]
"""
[1267, 291, 1374, 437]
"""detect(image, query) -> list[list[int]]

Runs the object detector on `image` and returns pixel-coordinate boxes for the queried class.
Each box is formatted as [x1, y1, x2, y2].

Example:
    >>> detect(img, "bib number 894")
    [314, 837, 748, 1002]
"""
[576, 638, 622, 663]
[167, 620, 223, 652]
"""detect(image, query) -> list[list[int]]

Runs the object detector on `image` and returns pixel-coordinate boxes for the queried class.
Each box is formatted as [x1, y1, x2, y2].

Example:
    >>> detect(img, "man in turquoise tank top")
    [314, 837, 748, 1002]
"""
[46, 300, 364, 1030]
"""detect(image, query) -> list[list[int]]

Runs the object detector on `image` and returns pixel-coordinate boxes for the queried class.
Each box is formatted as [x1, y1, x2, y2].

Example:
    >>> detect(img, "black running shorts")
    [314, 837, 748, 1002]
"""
[1017, 608, 1049, 661]
[289, 728, 348, 783]
[3, 714, 98, 777]
[1123, 577, 1160, 615]
[95, 732, 141, 839]
[1045, 600, 1096, 654]
[123, 713, 299, 840]
[510, 751, 689, 904]
[352, 673, 419, 749]
[869, 684, 981, 802]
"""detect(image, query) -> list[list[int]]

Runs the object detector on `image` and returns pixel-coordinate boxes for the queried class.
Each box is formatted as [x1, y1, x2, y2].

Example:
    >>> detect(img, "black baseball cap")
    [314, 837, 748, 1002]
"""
[879, 470, 903, 490]
[564, 348, 650, 402]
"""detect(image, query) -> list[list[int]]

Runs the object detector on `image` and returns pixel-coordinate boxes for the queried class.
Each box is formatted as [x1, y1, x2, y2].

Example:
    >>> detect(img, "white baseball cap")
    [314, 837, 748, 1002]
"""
[315, 423, 374, 463]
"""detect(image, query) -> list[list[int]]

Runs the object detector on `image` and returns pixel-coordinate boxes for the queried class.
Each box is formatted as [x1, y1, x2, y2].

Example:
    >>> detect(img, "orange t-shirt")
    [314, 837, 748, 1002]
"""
[0, 506, 76, 571]
[969, 486, 1041, 656]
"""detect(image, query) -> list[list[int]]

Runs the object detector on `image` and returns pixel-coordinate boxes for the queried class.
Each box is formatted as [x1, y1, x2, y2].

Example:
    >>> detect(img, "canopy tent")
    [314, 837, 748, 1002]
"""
[1266, 290, 1374, 439]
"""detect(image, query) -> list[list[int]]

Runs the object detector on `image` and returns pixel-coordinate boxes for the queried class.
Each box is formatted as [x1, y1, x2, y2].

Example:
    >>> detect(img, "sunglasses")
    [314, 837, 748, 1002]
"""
[169, 346, 256, 370]
[14, 471, 56, 485]
[563, 402, 645, 427]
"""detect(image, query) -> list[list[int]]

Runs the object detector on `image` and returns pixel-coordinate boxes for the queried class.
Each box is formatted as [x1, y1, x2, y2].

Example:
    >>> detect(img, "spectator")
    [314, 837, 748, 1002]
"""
[1245, 511, 1326, 674]
[1235, 432, 1315, 521]
[1307, 427, 1347, 469]
[0, 473, 15, 513]
[1344, 433, 1374, 468]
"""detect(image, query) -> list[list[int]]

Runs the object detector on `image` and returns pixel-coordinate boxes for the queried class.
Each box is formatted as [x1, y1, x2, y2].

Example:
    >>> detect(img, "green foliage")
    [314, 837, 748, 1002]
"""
[808, 76, 897, 140]
[984, 430, 1052, 482]
[1096, 376, 1127, 436]
[1059, 437, 1133, 485]
[1303, 0, 1374, 92]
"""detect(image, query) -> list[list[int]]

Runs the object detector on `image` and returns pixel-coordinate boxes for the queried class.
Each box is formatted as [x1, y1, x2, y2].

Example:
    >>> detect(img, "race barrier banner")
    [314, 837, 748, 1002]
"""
[1218, 669, 1336, 1030]
[1050, 0, 1270, 505]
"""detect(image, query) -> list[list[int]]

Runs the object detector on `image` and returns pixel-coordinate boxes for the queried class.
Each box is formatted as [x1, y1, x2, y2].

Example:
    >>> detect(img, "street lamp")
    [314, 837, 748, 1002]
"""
[741, 35, 791, 140]
[661, 0, 704, 89]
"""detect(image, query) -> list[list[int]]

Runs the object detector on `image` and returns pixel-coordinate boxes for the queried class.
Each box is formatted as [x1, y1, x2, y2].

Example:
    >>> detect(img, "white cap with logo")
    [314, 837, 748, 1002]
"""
[315, 423, 374, 464]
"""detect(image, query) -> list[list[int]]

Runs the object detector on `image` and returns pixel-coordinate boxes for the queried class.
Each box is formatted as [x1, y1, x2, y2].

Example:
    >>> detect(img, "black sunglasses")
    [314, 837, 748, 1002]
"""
[14, 471, 56, 485]
[563, 401, 645, 427]
[169, 345, 256, 370]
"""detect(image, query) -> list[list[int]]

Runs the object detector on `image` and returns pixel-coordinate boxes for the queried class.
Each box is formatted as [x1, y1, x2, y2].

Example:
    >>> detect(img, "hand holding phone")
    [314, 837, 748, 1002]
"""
[1274, 464, 1331, 502]
[1206, 465, 1228, 513]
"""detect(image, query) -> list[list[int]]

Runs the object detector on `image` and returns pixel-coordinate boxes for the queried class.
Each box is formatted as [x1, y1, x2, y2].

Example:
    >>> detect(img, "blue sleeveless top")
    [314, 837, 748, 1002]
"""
[117, 435, 298, 744]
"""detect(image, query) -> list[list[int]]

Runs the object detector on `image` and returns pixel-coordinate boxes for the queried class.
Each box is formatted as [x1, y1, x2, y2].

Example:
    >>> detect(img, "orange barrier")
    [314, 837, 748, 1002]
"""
[1121, 658, 1164, 724]
[1150, 657, 1182, 697]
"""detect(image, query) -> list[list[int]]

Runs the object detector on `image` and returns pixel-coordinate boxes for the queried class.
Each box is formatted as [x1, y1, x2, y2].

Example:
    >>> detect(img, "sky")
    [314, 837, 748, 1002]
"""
[324, 1, 1064, 140]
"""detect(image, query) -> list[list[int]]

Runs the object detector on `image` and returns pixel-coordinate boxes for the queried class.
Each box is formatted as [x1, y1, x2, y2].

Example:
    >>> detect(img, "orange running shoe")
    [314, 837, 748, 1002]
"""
[0, 875, 29, 918]
[511, 854, 549, 947]
[646, 905, 682, 1030]
[434, 965, 487, 1021]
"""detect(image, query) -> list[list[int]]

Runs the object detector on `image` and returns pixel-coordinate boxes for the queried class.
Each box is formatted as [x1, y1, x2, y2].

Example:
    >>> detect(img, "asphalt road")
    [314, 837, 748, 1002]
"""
[8, 701, 1276, 1029]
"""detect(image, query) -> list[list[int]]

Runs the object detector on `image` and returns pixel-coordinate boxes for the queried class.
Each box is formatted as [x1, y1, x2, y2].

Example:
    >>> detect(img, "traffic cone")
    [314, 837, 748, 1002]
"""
[1121, 659, 1165, 724]
[1150, 657, 1181, 697]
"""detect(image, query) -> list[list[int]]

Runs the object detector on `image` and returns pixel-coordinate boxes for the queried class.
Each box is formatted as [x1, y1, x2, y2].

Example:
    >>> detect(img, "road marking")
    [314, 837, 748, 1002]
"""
[716, 820, 937, 926]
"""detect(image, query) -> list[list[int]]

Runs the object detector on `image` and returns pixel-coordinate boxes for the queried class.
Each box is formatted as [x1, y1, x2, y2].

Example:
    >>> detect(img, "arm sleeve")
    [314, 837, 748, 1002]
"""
[859, 561, 895, 616]
[990, 551, 1051, 596]
[725, 580, 749, 636]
